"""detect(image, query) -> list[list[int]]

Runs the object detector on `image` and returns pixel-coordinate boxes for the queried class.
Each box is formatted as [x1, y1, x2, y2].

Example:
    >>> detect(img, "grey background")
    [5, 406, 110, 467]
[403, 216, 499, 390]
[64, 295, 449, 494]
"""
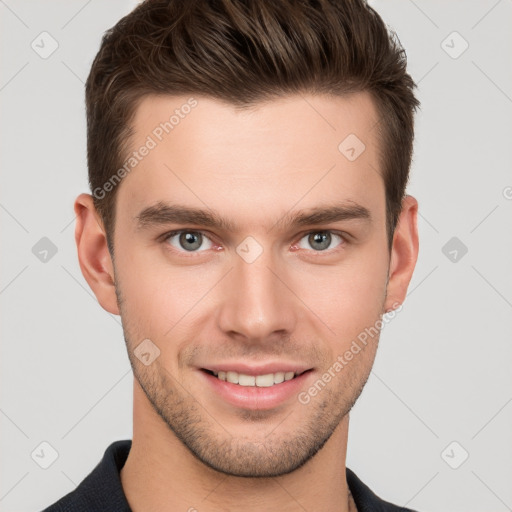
[1, 1, 511, 511]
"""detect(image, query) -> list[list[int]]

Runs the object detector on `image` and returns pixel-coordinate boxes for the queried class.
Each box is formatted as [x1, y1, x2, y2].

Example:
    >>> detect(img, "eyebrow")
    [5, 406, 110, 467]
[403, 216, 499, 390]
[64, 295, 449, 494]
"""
[135, 201, 371, 232]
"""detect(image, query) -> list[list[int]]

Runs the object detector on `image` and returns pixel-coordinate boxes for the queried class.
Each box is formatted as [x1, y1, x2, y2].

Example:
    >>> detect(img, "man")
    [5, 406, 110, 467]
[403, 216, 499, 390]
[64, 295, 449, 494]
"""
[43, 0, 420, 510]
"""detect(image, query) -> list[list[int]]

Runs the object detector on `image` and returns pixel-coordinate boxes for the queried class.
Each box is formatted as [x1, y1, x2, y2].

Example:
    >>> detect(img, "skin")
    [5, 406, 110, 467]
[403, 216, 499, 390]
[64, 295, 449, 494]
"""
[74, 92, 419, 512]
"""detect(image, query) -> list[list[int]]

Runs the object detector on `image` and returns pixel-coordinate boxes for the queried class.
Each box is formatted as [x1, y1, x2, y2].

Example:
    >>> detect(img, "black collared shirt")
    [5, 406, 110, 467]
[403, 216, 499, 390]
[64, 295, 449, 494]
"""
[41, 440, 418, 511]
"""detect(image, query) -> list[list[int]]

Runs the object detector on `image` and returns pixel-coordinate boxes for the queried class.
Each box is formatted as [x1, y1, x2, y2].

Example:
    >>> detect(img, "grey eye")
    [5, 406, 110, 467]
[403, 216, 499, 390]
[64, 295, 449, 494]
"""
[166, 231, 213, 252]
[297, 232, 343, 251]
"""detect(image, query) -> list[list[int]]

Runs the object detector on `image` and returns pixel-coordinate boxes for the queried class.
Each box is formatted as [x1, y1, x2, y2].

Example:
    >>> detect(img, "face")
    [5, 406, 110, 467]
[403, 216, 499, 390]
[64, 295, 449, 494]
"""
[78, 92, 417, 478]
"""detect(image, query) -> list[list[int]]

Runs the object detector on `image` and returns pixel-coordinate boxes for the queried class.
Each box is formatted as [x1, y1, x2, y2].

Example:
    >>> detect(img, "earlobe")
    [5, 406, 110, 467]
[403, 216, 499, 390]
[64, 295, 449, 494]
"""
[384, 195, 419, 313]
[74, 193, 120, 315]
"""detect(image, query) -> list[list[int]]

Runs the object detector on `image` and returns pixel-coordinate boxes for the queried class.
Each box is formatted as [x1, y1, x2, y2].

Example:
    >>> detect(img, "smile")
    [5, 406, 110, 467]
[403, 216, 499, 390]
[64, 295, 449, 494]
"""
[203, 369, 306, 387]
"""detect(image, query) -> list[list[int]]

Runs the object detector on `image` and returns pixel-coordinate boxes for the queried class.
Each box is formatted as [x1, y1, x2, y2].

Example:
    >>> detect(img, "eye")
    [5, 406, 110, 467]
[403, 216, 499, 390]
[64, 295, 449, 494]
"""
[296, 231, 345, 252]
[164, 230, 213, 252]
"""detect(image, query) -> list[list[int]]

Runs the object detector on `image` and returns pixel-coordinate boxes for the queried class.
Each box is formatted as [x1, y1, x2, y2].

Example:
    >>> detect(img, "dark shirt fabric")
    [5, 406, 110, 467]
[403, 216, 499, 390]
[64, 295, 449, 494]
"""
[41, 440, 417, 512]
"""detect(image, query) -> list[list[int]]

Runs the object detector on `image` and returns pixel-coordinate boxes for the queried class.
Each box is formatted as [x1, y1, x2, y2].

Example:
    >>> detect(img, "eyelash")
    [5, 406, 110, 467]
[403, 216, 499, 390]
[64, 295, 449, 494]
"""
[160, 229, 348, 257]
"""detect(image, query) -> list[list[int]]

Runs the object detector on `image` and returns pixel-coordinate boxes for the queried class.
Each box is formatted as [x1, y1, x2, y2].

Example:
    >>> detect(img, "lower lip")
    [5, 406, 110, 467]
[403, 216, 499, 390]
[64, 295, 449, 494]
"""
[200, 370, 313, 410]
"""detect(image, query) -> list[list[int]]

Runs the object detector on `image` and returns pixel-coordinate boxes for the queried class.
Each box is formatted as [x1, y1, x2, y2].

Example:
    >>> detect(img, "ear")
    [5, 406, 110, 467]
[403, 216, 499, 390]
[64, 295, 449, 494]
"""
[384, 195, 419, 313]
[74, 193, 120, 315]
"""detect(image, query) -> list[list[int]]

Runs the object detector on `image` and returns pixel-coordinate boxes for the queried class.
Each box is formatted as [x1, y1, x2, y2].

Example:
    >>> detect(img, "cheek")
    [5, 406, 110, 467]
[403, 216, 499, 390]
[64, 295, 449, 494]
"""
[113, 242, 220, 344]
[113, 243, 171, 336]
[293, 251, 388, 347]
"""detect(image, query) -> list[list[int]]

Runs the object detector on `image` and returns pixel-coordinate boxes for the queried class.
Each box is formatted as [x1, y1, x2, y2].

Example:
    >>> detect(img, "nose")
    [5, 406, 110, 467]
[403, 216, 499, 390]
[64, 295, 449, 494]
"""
[216, 249, 298, 345]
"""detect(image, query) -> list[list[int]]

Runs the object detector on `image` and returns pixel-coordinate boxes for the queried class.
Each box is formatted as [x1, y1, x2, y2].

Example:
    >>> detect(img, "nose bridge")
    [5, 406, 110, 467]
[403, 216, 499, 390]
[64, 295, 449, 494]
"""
[216, 245, 297, 341]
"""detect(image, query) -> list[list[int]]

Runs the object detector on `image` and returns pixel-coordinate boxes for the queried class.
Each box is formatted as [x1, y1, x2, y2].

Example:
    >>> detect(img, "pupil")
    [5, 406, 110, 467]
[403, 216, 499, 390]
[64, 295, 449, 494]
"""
[180, 232, 201, 251]
[310, 232, 330, 251]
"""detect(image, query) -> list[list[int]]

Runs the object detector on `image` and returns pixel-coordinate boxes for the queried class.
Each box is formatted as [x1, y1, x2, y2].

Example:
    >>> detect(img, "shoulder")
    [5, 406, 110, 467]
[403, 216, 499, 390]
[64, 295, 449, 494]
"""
[40, 440, 132, 512]
[347, 467, 419, 512]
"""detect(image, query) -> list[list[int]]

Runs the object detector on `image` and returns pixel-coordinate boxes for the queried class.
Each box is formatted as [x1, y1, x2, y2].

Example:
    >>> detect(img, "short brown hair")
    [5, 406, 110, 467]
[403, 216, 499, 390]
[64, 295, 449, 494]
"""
[85, 0, 420, 252]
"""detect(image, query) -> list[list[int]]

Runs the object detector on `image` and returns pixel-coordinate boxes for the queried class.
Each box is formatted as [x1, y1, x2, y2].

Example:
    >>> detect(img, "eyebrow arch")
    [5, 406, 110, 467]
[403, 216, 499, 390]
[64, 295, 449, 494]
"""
[273, 201, 371, 232]
[135, 201, 371, 233]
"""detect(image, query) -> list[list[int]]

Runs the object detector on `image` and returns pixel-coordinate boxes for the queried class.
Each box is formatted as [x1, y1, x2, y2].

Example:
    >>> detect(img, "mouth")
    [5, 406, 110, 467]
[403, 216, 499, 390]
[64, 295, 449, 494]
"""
[199, 366, 315, 410]
[201, 368, 312, 388]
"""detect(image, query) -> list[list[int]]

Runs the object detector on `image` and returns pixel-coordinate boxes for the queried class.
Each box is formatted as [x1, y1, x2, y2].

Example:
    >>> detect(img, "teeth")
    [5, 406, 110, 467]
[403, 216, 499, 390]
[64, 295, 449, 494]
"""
[226, 371, 239, 384]
[212, 370, 298, 387]
[273, 372, 285, 384]
[255, 374, 274, 387]
[239, 374, 256, 386]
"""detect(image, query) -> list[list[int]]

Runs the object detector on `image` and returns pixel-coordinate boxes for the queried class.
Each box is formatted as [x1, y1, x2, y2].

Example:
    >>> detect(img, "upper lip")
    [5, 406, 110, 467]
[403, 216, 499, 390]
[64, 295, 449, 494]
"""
[201, 362, 313, 376]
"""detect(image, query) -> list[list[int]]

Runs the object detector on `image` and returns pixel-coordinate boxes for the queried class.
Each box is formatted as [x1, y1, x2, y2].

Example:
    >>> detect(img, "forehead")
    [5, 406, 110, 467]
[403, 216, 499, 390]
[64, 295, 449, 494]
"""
[116, 92, 384, 231]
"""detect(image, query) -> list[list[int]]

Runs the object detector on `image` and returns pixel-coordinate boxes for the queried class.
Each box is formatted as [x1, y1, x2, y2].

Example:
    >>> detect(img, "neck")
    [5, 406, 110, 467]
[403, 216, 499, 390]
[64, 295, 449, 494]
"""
[120, 379, 354, 512]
